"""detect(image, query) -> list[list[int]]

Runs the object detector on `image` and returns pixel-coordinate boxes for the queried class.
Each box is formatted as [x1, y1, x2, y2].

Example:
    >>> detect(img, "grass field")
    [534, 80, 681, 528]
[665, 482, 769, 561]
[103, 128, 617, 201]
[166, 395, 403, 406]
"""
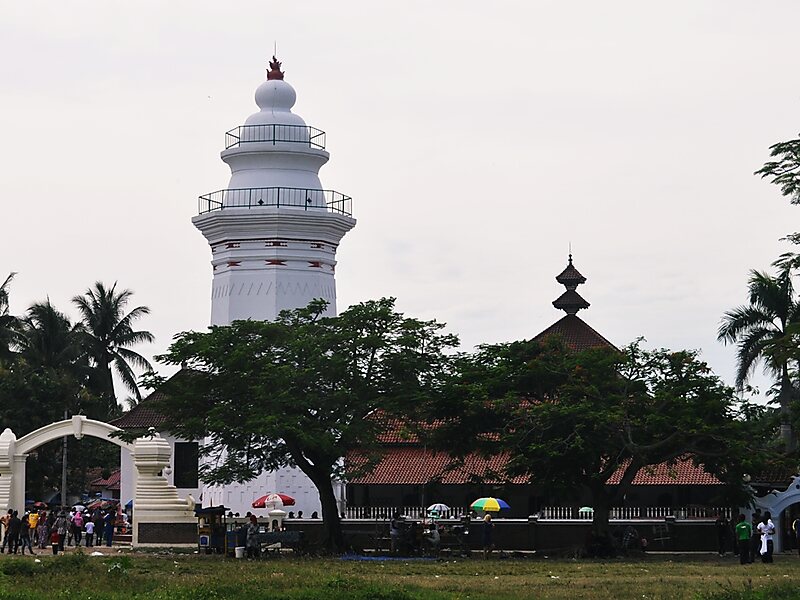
[0, 551, 799, 600]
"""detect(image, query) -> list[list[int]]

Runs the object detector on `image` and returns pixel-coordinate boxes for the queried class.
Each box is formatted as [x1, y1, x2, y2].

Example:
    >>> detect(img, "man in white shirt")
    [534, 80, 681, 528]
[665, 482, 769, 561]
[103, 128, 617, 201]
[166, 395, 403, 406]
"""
[757, 511, 775, 563]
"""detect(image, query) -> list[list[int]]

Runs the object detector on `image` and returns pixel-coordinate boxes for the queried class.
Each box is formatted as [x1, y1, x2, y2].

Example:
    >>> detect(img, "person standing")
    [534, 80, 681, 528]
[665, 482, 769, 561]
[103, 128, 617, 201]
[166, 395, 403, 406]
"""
[482, 513, 494, 559]
[84, 518, 94, 547]
[0, 509, 12, 553]
[735, 515, 752, 565]
[390, 512, 402, 554]
[72, 511, 84, 546]
[757, 512, 775, 563]
[715, 514, 729, 556]
[792, 515, 800, 557]
[245, 515, 260, 559]
[18, 514, 34, 555]
[7, 511, 21, 554]
[37, 511, 49, 549]
[54, 512, 68, 552]
[93, 511, 104, 546]
[28, 510, 39, 547]
[103, 511, 115, 547]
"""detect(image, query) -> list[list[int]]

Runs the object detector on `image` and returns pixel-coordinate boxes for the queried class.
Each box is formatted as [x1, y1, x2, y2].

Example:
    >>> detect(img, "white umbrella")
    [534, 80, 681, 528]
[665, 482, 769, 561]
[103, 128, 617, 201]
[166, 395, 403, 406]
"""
[427, 503, 450, 518]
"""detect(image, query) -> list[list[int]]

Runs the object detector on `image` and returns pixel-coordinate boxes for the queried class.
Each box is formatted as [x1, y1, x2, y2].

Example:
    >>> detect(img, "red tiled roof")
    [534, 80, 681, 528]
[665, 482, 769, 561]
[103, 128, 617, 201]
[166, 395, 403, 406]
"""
[110, 370, 196, 429]
[110, 392, 167, 429]
[89, 469, 121, 491]
[347, 447, 528, 485]
[607, 458, 721, 486]
[348, 448, 721, 486]
[533, 314, 617, 352]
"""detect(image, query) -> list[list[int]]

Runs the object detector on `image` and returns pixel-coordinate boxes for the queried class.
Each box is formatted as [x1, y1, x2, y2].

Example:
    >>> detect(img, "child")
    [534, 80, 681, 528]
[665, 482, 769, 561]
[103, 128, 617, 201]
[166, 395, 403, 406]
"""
[50, 530, 60, 555]
[84, 519, 95, 547]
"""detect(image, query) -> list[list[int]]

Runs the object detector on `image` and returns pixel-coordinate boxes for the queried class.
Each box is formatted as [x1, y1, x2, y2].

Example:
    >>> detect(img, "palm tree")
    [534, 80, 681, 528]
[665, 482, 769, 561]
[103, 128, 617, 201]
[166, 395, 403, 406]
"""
[0, 272, 18, 364]
[72, 282, 154, 414]
[19, 300, 85, 374]
[18, 300, 87, 508]
[718, 265, 800, 451]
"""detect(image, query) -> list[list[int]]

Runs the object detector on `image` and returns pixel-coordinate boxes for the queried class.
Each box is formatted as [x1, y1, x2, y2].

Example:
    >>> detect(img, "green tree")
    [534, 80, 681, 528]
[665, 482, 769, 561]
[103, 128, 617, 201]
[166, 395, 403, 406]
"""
[152, 298, 456, 552]
[718, 265, 800, 451]
[0, 272, 18, 365]
[756, 135, 800, 204]
[72, 282, 154, 417]
[425, 338, 760, 548]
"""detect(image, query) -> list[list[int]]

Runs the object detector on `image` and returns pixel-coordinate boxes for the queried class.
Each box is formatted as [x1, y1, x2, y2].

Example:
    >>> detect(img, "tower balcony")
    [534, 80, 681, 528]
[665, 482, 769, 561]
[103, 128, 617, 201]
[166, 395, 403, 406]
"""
[224, 124, 326, 150]
[198, 187, 352, 216]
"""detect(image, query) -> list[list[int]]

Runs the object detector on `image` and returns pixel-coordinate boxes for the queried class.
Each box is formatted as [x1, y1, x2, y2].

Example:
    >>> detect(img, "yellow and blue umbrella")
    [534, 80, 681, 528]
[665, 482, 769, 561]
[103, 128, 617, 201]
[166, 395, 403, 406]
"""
[470, 497, 510, 512]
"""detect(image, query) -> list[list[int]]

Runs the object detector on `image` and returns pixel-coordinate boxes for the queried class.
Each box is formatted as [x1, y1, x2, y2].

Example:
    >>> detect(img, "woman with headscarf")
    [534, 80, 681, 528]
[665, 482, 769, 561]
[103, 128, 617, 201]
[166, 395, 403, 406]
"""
[37, 510, 49, 549]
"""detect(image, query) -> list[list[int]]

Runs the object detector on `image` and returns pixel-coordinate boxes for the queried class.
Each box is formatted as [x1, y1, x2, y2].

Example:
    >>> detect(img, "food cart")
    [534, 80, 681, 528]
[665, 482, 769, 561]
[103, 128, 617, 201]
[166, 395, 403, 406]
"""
[195, 506, 228, 554]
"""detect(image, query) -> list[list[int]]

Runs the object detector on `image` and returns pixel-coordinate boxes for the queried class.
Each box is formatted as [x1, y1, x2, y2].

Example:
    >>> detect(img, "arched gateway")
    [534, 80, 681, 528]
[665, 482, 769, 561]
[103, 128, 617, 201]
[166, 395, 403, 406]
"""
[0, 416, 195, 546]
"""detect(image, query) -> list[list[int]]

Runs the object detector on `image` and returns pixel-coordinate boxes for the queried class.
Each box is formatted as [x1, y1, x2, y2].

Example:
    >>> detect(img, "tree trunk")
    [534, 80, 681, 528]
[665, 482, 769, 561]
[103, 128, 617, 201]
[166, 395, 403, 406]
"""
[101, 354, 117, 419]
[307, 469, 344, 553]
[779, 366, 795, 452]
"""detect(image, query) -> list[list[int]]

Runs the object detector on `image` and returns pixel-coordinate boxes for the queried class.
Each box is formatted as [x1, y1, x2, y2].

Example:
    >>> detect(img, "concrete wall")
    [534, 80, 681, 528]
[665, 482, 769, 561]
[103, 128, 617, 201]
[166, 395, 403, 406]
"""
[277, 518, 720, 554]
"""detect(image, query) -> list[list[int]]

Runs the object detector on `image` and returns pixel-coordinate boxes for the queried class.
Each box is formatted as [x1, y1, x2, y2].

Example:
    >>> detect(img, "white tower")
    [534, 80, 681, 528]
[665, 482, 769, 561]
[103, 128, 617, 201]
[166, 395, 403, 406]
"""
[192, 58, 355, 515]
[193, 57, 356, 325]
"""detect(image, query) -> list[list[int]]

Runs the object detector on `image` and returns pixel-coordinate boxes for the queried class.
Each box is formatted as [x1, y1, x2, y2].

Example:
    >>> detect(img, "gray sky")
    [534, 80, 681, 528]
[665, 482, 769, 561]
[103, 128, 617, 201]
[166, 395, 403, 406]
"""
[1, 1, 798, 400]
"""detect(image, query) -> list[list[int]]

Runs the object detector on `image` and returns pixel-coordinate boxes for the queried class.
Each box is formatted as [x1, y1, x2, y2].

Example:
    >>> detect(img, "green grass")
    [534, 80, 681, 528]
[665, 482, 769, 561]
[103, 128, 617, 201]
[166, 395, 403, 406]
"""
[0, 552, 799, 600]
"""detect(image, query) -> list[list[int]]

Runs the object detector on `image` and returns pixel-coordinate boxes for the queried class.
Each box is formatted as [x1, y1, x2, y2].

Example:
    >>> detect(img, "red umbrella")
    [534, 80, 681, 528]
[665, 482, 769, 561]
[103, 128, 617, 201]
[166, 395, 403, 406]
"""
[252, 493, 295, 509]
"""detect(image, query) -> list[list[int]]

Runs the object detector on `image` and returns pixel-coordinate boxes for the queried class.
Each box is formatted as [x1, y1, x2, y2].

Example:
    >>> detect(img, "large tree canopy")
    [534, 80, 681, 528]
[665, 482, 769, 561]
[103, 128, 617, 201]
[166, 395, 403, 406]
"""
[152, 298, 457, 552]
[423, 337, 768, 552]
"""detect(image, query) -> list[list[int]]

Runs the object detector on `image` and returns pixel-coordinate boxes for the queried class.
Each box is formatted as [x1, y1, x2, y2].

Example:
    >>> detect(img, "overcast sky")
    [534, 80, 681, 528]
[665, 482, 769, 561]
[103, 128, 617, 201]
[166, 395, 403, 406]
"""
[1, 1, 798, 400]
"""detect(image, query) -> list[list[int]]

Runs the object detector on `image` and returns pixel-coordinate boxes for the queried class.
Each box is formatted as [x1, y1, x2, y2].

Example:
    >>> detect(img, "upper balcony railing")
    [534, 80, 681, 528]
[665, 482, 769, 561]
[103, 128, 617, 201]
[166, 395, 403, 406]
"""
[224, 124, 326, 150]
[198, 186, 352, 216]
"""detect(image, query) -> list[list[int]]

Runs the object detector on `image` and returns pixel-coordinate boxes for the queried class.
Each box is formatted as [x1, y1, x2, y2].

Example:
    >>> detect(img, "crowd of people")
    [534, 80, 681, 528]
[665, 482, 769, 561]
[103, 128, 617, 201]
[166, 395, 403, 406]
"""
[0, 506, 121, 555]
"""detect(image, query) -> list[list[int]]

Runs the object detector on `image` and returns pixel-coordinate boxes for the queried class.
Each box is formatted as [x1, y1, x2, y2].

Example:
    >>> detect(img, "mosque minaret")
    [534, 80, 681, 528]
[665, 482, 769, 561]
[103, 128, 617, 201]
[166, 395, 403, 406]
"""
[193, 57, 356, 326]
[191, 58, 355, 515]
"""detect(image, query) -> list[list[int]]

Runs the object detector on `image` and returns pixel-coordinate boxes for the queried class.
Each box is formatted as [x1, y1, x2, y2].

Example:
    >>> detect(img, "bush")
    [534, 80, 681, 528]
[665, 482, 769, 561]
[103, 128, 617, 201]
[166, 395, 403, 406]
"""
[1, 560, 38, 577]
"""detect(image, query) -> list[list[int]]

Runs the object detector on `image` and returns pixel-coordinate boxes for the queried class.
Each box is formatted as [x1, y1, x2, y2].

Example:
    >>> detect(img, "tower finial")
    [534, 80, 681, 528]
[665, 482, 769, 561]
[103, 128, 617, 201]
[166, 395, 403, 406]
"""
[267, 55, 284, 80]
[568, 242, 572, 265]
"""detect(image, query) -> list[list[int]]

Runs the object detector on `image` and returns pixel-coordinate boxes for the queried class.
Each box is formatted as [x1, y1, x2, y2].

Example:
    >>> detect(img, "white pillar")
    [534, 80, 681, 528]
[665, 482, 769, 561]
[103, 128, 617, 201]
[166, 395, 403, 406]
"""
[0, 429, 16, 514]
[131, 434, 195, 546]
[10, 455, 26, 513]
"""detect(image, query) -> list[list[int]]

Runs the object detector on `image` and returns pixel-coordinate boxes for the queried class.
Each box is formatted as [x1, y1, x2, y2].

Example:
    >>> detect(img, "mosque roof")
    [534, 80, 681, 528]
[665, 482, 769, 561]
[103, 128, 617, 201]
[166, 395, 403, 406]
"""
[110, 371, 193, 430]
[346, 447, 722, 486]
[533, 314, 617, 351]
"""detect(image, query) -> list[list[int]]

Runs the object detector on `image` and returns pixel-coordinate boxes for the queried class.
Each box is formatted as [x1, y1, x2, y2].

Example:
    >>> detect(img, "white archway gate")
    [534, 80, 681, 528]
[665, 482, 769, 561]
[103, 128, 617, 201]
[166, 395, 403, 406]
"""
[742, 474, 800, 553]
[0, 416, 195, 546]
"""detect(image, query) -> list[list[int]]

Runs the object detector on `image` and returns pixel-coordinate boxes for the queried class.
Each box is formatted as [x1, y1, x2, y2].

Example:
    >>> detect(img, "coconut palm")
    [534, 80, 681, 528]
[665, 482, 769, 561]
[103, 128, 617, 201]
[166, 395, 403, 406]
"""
[718, 266, 800, 450]
[0, 272, 18, 364]
[19, 300, 85, 374]
[72, 282, 154, 409]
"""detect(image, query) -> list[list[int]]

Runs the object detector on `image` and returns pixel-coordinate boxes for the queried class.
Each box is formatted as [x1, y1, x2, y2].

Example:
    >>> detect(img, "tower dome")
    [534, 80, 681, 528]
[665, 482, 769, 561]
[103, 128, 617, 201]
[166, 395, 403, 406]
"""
[247, 57, 305, 128]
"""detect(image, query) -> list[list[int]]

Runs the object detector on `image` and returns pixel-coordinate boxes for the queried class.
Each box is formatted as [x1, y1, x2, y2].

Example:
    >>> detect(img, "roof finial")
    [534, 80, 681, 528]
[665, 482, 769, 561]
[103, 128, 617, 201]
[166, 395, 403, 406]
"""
[553, 253, 589, 314]
[267, 55, 284, 80]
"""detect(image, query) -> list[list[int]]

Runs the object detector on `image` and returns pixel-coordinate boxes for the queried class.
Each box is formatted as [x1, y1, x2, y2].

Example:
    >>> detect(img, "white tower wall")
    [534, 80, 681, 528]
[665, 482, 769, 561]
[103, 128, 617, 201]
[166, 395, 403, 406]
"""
[192, 58, 354, 517]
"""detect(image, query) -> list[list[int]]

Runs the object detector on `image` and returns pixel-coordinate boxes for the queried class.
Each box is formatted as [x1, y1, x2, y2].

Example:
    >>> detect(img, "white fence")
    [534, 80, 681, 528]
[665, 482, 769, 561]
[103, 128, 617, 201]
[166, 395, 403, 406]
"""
[344, 505, 733, 521]
[345, 505, 468, 520]
[539, 506, 733, 520]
